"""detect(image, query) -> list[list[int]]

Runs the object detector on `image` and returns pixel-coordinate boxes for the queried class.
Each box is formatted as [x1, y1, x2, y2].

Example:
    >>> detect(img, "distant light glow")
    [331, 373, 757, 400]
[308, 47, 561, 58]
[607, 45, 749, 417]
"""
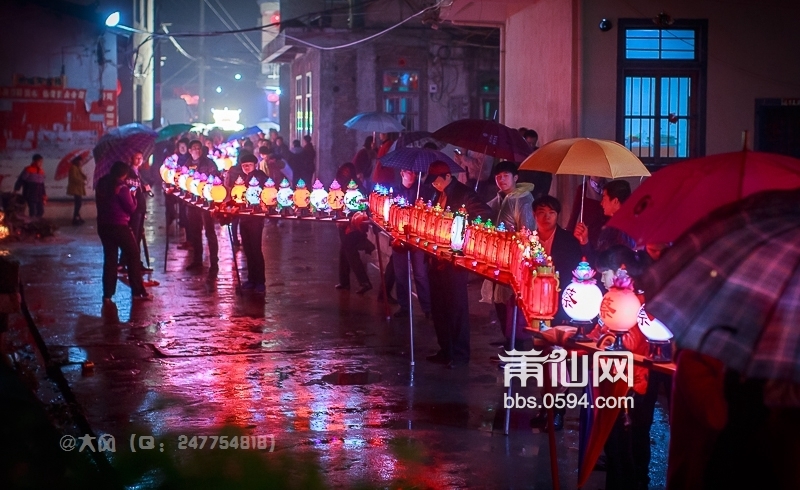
[105, 12, 120, 27]
[275, 88, 282, 96]
[210, 108, 243, 132]
[234, 73, 242, 80]
[215, 86, 222, 93]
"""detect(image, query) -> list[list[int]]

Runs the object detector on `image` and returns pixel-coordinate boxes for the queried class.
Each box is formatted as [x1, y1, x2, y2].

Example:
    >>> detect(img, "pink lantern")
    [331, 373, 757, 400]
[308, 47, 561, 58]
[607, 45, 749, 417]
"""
[599, 268, 642, 351]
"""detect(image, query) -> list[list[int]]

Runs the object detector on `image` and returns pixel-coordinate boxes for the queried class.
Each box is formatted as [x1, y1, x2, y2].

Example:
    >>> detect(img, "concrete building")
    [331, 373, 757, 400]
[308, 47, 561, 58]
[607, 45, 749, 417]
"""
[440, 0, 800, 220]
[263, 0, 500, 183]
[0, 1, 122, 197]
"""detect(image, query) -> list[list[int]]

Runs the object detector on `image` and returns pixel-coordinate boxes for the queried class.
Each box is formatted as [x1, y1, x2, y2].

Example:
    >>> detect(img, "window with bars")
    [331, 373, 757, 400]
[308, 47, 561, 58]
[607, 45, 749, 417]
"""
[617, 20, 707, 167]
[295, 75, 303, 141]
[382, 70, 419, 131]
[305, 72, 312, 137]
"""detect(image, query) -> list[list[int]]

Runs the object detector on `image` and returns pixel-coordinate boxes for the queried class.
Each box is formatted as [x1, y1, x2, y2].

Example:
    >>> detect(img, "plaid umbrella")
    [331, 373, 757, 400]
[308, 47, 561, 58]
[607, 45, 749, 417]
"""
[389, 131, 445, 151]
[641, 188, 800, 382]
[92, 123, 157, 187]
[379, 148, 463, 174]
[432, 119, 531, 162]
[344, 112, 405, 133]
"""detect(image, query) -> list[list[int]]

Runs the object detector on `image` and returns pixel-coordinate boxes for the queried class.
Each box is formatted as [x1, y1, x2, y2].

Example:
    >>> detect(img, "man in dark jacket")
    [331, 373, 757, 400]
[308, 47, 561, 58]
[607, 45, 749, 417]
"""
[424, 161, 492, 368]
[96, 161, 150, 302]
[234, 153, 269, 292]
[185, 140, 220, 273]
[14, 154, 47, 217]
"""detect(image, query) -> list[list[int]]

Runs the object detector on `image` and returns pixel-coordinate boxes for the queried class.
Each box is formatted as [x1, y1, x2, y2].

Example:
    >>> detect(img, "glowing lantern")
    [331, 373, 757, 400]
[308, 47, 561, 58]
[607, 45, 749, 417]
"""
[189, 173, 201, 196]
[194, 173, 207, 198]
[246, 176, 262, 206]
[435, 208, 454, 246]
[178, 170, 189, 191]
[309, 179, 329, 213]
[261, 178, 278, 208]
[464, 217, 483, 258]
[210, 176, 228, 203]
[525, 265, 560, 321]
[562, 261, 603, 322]
[636, 305, 673, 341]
[202, 174, 214, 202]
[230, 175, 247, 203]
[599, 268, 642, 351]
[277, 178, 294, 210]
[424, 204, 442, 241]
[495, 223, 515, 270]
[167, 167, 177, 188]
[344, 180, 364, 212]
[294, 179, 311, 212]
[160, 163, 170, 184]
[409, 199, 425, 235]
[450, 206, 468, 252]
[637, 304, 674, 362]
[327, 179, 345, 213]
[382, 188, 393, 223]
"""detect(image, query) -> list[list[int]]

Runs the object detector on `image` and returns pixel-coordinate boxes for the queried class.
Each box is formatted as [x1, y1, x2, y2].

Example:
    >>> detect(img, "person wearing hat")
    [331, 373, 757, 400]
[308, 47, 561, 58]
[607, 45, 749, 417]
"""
[234, 153, 269, 292]
[424, 161, 492, 368]
[185, 140, 220, 273]
[485, 161, 536, 351]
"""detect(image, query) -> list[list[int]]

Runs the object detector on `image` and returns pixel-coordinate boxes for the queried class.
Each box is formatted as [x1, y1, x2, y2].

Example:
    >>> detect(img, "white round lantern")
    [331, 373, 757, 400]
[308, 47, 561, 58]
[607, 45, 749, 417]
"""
[310, 179, 329, 212]
[636, 305, 673, 341]
[450, 206, 467, 252]
[344, 180, 365, 212]
[563, 281, 604, 322]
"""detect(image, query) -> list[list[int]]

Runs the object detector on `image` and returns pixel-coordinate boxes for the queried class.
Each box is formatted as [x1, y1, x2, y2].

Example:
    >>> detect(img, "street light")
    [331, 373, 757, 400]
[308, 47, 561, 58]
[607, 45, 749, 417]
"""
[104, 11, 149, 34]
[215, 86, 222, 93]
[234, 73, 242, 80]
[105, 11, 120, 27]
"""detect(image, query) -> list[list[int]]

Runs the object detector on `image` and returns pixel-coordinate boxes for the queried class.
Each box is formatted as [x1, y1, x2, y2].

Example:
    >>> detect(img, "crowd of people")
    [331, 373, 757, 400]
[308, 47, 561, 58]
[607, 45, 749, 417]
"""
[12, 125, 673, 490]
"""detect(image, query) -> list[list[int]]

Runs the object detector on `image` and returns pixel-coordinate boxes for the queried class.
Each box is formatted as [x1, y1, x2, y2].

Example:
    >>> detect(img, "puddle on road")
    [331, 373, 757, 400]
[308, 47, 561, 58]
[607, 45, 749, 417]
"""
[319, 371, 382, 385]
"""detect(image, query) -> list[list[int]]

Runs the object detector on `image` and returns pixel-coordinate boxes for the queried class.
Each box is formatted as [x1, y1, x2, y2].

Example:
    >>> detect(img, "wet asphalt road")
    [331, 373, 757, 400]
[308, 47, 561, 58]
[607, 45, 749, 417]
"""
[2, 194, 668, 489]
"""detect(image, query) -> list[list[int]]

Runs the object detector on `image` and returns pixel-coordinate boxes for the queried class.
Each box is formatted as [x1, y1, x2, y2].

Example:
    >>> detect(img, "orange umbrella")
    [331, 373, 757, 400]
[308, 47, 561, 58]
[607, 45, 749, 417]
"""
[55, 149, 93, 181]
[519, 138, 650, 221]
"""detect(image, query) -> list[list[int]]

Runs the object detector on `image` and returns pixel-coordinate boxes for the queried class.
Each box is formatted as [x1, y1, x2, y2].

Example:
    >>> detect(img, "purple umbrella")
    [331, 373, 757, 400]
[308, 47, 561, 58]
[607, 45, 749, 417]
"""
[389, 131, 445, 151]
[92, 123, 157, 187]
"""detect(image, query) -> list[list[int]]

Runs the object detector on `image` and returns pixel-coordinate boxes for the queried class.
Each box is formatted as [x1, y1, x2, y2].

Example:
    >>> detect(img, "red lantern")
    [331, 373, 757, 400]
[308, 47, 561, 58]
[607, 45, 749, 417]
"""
[436, 213, 454, 246]
[464, 223, 479, 258]
[496, 231, 513, 271]
[525, 266, 559, 320]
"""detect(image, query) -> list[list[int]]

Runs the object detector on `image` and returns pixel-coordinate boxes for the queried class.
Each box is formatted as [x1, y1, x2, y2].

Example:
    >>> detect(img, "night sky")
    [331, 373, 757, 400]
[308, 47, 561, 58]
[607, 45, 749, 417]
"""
[156, 0, 268, 125]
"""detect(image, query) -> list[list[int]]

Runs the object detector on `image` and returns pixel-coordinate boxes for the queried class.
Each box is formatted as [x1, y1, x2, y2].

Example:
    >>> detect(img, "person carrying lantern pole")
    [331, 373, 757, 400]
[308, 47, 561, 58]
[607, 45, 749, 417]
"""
[423, 161, 492, 368]
[230, 153, 268, 293]
[185, 140, 220, 274]
[391, 169, 432, 319]
[484, 161, 536, 351]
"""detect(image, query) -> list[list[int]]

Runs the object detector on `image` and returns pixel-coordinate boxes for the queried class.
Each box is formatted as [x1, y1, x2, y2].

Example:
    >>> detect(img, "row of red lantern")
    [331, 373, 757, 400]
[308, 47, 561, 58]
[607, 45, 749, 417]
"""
[370, 192, 559, 320]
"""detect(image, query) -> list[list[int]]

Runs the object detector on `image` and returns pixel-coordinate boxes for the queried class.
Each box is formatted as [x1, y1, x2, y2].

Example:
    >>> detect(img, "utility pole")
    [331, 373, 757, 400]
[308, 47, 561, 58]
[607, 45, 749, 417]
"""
[198, 0, 205, 123]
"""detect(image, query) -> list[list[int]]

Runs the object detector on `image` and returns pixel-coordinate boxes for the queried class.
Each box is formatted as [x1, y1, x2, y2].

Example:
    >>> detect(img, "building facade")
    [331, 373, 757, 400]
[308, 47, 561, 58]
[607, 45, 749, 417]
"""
[264, 0, 500, 183]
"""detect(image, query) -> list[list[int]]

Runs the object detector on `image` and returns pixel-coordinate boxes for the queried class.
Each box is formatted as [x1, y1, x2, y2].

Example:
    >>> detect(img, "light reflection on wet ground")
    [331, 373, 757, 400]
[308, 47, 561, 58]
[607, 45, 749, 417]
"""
[2, 195, 668, 488]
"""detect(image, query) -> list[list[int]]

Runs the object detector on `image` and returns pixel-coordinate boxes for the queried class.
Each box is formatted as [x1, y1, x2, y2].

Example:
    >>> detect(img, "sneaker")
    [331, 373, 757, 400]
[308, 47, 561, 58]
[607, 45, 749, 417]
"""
[132, 293, 154, 301]
[355, 283, 373, 295]
[254, 284, 266, 293]
[334, 284, 350, 290]
[185, 262, 203, 271]
[142, 280, 160, 287]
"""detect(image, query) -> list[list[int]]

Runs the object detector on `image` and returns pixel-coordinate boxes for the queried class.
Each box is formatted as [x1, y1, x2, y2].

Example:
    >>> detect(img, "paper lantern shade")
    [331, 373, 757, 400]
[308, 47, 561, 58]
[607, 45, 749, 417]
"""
[562, 281, 603, 322]
[450, 213, 467, 252]
[210, 184, 228, 203]
[636, 305, 673, 341]
[310, 185, 329, 212]
[600, 288, 642, 333]
[344, 187, 364, 211]
[294, 186, 311, 208]
[231, 182, 247, 203]
[246, 183, 262, 205]
[382, 199, 391, 223]
[527, 270, 559, 320]
[261, 186, 278, 206]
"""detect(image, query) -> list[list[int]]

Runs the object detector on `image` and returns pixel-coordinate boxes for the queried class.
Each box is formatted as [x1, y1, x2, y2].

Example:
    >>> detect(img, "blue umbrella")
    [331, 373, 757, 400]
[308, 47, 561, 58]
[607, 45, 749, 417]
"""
[344, 112, 405, 133]
[379, 148, 463, 174]
[226, 126, 262, 142]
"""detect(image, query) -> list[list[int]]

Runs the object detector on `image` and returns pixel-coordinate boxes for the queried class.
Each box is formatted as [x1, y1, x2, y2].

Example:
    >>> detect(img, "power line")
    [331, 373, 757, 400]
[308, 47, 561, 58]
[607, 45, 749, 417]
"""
[213, 0, 261, 55]
[201, 0, 260, 60]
